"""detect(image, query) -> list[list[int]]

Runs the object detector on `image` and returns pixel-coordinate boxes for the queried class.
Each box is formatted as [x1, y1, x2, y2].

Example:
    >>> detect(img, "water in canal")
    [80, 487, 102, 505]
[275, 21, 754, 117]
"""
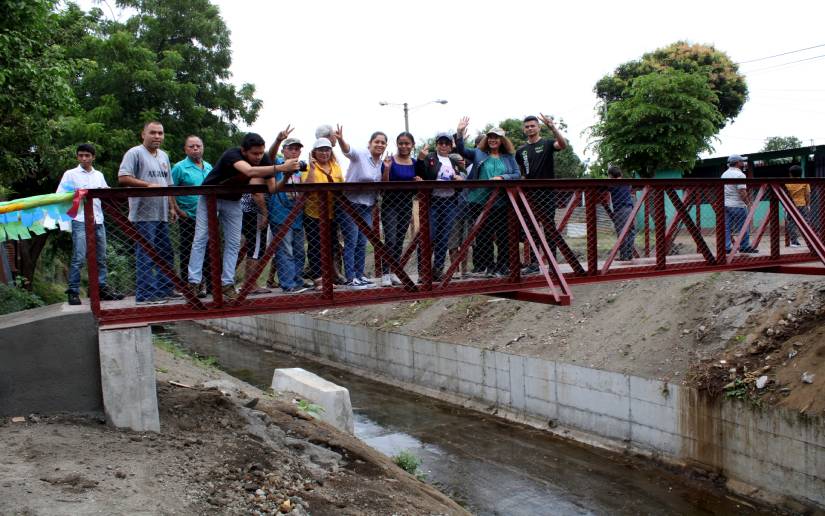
[157, 322, 773, 516]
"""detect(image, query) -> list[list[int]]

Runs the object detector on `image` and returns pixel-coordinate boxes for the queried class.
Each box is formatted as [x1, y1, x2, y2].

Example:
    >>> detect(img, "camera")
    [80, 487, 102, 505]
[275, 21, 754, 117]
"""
[298, 160, 308, 172]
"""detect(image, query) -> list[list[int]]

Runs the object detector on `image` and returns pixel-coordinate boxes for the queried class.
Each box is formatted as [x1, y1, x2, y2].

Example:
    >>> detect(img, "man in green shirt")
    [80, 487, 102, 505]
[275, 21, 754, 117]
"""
[172, 135, 213, 293]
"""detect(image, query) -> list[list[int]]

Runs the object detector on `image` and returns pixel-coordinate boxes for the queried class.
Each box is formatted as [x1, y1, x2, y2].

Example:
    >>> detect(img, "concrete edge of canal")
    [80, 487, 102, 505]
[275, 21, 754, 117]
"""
[198, 313, 825, 512]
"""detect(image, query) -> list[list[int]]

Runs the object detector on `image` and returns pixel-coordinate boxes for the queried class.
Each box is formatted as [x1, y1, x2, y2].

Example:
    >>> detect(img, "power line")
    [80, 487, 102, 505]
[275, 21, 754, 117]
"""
[751, 88, 825, 92]
[742, 53, 825, 74]
[737, 43, 825, 64]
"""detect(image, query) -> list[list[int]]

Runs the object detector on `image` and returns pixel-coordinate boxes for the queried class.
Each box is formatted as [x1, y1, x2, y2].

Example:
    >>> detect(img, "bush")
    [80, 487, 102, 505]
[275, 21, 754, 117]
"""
[0, 283, 45, 315]
[393, 450, 425, 480]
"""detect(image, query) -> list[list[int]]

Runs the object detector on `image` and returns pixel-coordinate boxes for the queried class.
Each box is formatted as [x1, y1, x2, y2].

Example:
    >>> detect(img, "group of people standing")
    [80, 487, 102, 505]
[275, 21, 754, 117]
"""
[58, 115, 574, 304]
[60, 115, 816, 306]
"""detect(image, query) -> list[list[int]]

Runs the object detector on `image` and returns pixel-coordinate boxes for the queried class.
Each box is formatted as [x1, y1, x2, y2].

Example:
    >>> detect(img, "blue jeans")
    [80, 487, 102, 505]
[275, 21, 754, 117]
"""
[612, 205, 636, 260]
[68, 220, 108, 294]
[135, 221, 174, 302]
[430, 196, 459, 276]
[787, 205, 809, 244]
[338, 202, 372, 281]
[271, 223, 305, 290]
[724, 206, 751, 252]
[188, 196, 243, 286]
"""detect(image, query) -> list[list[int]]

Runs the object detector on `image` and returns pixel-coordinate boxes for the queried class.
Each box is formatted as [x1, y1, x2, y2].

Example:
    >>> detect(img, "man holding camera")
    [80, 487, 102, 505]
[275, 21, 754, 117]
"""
[187, 133, 300, 300]
[267, 137, 309, 292]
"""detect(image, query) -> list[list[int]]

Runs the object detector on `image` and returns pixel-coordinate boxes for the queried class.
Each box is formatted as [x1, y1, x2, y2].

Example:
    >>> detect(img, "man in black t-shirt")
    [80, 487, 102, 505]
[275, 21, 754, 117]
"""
[187, 132, 299, 300]
[515, 114, 567, 273]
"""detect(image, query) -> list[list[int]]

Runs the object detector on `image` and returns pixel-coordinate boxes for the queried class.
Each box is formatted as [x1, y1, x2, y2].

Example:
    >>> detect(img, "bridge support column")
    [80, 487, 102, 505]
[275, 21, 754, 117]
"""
[98, 324, 160, 432]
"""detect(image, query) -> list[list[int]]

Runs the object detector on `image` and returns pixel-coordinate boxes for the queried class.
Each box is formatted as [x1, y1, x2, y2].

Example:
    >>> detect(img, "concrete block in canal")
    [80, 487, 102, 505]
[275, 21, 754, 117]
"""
[271, 368, 354, 433]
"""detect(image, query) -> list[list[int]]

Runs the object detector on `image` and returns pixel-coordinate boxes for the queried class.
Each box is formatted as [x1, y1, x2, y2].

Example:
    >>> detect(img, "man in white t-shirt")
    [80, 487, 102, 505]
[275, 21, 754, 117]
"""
[721, 154, 757, 253]
[56, 144, 124, 305]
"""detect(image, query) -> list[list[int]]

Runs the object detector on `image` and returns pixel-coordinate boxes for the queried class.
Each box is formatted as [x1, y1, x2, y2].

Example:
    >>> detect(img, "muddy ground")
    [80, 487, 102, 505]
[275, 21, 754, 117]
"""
[317, 271, 825, 417]
[0, 345, 466, 515]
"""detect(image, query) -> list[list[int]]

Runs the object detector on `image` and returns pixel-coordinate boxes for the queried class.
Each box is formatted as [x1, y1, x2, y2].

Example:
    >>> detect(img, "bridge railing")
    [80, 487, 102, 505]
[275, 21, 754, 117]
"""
[81, 178, 825, 326]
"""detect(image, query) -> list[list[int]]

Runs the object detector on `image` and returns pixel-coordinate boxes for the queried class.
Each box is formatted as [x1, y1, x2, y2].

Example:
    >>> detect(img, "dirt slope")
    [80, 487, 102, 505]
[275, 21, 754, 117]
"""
[0, 345, 467, 515]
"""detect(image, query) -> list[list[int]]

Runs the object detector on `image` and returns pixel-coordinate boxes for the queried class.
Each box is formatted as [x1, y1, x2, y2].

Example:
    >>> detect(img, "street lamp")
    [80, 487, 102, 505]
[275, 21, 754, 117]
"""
[379, 99, 448, 133]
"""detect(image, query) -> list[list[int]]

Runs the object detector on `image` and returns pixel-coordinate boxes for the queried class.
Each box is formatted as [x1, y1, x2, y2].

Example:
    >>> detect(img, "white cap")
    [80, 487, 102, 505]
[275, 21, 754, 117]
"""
[312, 137, 332, 150]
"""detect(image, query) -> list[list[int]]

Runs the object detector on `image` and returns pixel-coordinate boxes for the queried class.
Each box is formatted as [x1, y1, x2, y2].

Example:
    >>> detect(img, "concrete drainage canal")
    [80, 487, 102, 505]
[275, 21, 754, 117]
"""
[153, 322, 774, 515]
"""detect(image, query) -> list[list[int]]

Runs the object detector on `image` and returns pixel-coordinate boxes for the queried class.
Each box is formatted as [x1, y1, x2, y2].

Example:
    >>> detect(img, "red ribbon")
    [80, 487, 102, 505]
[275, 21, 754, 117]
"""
[66, 189, 88, 219]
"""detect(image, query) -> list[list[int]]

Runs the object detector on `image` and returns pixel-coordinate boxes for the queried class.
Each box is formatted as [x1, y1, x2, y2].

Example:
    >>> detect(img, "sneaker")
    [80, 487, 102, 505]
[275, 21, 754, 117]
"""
[99, 285, 124, 301]
[67, 292, 81, 305]
[221, 284, 238, 301]
[251, 286, 271, 295]
[740, 247, 760, 254]
[164, 290, 184, 300]
[357, 277, 377, 288]
[197, 284, 208, 299]
[282, 286, 309, 294]
[521, 263, 540, 275]
[381, 274, 392, 287]
[390, 273, 403, 285]
[790, 242, 801, 248]
[136, 298, 168, 306]
[344, 279, 370, 290]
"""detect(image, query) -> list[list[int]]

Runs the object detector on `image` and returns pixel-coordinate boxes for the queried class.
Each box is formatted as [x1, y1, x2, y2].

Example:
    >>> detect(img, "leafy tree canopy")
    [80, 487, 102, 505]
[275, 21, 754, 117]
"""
[590, 70, 723, 177]
[595, 41, 747, 131]
[2, 0, 262, 194]
[0, 0, 77, 192]
[760, 136, 803, 152]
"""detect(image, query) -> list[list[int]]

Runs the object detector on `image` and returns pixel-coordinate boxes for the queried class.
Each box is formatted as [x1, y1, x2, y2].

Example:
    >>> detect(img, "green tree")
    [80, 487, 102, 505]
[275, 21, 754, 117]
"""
[761, 136, 803, 152]
[595, 41, 747, 131]
[0, 0, 78, 190]
[480, 118, 586, 178]
[54, 0, 262, 184]
[591, 70, 723, 177]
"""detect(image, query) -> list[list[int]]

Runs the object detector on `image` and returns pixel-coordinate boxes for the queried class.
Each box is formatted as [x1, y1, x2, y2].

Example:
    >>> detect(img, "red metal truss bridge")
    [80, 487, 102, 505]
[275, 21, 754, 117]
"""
[82, 178, 825, 328]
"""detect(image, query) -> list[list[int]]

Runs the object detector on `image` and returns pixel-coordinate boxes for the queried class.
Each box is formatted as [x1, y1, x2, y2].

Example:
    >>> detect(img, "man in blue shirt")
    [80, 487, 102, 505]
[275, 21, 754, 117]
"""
[171, 135, 213, 295]
[607, 165, 636, 261]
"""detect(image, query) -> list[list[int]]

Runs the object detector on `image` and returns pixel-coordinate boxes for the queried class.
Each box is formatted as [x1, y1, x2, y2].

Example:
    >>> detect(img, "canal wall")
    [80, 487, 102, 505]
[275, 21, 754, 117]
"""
[201, 313, 825, 510]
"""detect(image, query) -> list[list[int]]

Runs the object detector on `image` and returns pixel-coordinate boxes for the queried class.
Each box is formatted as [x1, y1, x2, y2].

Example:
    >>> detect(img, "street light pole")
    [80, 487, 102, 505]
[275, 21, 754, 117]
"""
[380, 99, 447, 133]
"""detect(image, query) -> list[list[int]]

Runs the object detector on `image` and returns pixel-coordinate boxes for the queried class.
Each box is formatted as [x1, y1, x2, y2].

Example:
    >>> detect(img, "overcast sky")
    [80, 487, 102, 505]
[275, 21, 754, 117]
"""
[98, 0, 825, 165]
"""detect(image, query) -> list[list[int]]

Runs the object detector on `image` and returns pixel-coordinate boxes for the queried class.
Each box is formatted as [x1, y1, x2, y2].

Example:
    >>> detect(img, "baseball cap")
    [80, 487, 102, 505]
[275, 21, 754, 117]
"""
[486, 127, 506, 137]
[283, 138, 303, 148]
[435, 132, 453, 142]
[727, 154, 746, 165]
[312, 138, 332, 150]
